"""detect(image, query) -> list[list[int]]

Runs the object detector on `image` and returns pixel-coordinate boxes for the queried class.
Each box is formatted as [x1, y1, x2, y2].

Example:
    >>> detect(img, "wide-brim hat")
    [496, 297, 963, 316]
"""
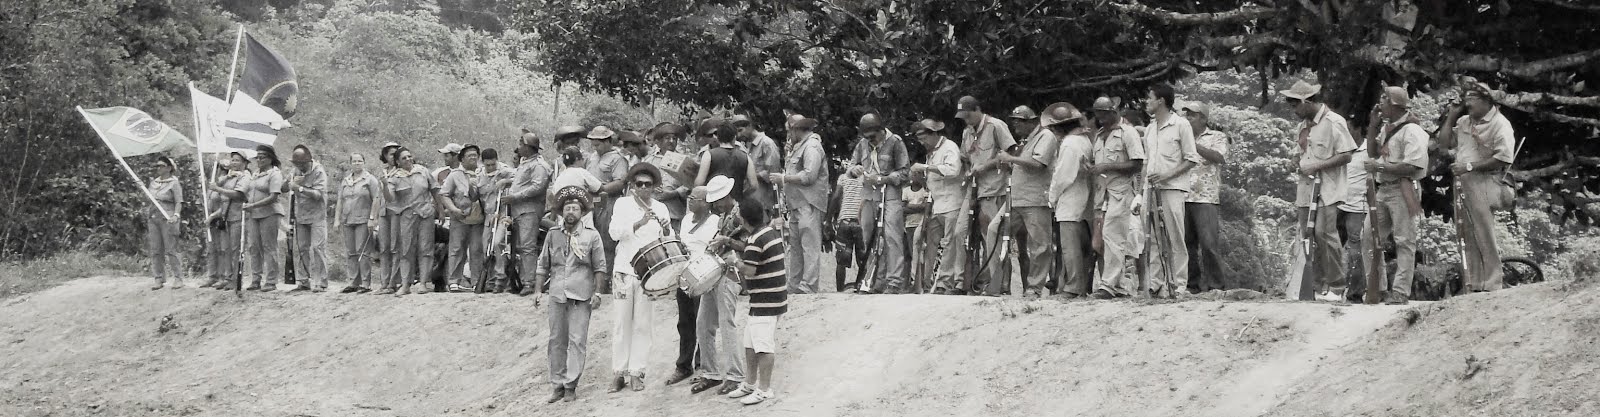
[911, 118, 946, 135]
[1042, 102, 1084, 127]
[554, 186, 592, 213]
[787, 117, 819, 131]
[1280, 80, 1322, 100]
[625, 161, 662, 184]
[587, 126, 616, 140]
[706, 175, 734, 202]
[555, 125, 588, 140]
[619, 130, 645, 144]
[696, 117, 725, 136]
[1091, 97, 1117, 113]
[729, 115, 753, 128]
[648, 122, 685, 138]
[1009, 105, 1038, 120]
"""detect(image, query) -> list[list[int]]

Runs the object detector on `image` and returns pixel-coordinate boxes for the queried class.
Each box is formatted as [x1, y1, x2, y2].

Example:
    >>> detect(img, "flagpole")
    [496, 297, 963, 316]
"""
[77, 106, 173, 221]
[190, 82, 213, 245]
[223, 24, 244, 103]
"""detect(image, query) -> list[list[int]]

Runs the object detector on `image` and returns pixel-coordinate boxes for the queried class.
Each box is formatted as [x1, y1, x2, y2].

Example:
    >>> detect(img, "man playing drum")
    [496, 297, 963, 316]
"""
[607, 163, 673, 393]
[685, 177, 747, 395]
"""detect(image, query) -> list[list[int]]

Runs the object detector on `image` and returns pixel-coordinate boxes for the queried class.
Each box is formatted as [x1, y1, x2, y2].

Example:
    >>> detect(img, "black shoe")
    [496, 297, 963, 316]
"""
[690, 378, 721, 394]
[357, 287, 373, 293]
[563, 387, 576, 402]
[609, 375, 627, 393]
[664, 369, 693, 386]
[1090, 289, 1116, 300]
[546, 386, 565, 403]
[290, 285, 311, 292]
[340, 287, 359, 294]
[1383, 292, 1410, 305]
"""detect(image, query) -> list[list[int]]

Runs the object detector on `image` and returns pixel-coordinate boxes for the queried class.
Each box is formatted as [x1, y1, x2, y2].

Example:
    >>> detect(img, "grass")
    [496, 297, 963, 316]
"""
[0, 251, 144, 299]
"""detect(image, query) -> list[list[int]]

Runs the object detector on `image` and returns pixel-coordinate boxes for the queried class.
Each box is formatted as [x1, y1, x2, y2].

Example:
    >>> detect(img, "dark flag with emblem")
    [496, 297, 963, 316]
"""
[239, 32, 298, 119]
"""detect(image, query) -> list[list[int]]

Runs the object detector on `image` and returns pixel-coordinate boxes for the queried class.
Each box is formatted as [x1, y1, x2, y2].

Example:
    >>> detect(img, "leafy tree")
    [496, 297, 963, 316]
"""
[516, 0, 1600, 220]
[0, 0, 234, 258]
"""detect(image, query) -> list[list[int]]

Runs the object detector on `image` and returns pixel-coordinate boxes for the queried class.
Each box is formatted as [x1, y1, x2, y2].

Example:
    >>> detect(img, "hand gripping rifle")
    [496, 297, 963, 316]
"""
[474, 190, 504, 293]
[284, 186, 298, 285]
[857, 183, 889, 294]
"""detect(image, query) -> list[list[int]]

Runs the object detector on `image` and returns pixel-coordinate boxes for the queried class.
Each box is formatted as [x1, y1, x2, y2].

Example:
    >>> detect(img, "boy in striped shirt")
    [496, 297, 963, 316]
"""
[724, 202, 787, 405]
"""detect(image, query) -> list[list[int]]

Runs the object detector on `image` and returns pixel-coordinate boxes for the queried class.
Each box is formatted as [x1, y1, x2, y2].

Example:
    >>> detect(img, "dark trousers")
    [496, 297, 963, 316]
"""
[1336, 210, 1368, 300]
[673, 289, 698, 374]
[1184, 202, 1227, 292]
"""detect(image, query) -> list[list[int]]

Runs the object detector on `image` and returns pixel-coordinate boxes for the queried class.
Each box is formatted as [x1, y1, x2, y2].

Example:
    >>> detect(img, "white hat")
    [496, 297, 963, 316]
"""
[706, 175, 734, 203]
[1280, 80, 1322, 100]
[437, 143, 463, 154]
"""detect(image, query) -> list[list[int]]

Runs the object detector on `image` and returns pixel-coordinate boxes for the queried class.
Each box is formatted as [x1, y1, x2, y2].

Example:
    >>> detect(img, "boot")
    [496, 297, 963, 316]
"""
[608, 373, 627, 393]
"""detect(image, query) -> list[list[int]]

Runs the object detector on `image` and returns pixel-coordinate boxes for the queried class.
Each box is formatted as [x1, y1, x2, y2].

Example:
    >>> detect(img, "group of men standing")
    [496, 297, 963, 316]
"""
[816, 79, 1515, 307]
[163, 76, 1518, 407]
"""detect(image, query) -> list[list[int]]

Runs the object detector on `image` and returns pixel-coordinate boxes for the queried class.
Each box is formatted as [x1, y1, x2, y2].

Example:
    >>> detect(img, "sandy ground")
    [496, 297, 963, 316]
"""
[0, 272, 1594, 417]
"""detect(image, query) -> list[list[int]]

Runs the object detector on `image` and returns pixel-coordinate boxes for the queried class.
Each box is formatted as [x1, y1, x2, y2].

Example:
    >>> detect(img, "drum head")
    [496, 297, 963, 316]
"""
[681, 253, 727, 297]
[642, 262, 688, 297]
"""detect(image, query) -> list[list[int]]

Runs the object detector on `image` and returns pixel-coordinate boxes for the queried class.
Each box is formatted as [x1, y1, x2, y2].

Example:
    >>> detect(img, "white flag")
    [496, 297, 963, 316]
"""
[189, 84, 232, 154]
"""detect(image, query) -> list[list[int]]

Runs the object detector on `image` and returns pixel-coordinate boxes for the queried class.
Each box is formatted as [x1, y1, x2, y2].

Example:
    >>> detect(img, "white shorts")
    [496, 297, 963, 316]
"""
[744, 315, 779, 353]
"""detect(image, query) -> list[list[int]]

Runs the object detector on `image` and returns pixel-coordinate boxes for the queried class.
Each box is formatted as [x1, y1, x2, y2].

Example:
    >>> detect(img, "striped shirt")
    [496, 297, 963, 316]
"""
[742, 226, 787, 316]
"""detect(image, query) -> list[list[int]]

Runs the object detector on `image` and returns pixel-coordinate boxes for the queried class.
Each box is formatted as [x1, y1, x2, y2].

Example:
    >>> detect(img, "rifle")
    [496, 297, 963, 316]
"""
[1284, 176, 1323, 301]
[235, 196, 246, 297]
[474, 190, 504, 293]
[1362, 122, 1386, 305]
[1144, 177, 1175, 298]
[857, 184, 888, 294]
[960, 172, 982, 294]
[285, 191, 297, 285]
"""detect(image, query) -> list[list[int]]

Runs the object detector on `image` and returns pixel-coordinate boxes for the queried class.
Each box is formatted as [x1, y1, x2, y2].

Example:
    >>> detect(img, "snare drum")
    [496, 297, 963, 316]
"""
[631, 237, 690, 281]
[680, 253, 729, 297]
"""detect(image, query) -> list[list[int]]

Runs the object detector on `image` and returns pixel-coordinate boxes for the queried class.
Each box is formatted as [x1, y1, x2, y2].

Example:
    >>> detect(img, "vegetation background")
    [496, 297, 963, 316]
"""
[2, 0, 1596, 294]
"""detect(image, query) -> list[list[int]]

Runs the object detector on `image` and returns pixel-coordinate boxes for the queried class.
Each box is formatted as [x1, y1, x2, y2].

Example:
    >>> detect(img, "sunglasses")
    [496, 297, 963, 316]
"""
[634, 181, 656, 188]
[1284, 97, 1304, 105]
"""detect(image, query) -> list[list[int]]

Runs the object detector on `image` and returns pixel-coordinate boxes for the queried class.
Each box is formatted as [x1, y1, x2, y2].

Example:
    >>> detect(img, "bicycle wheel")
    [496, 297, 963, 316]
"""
[1500, 256, 1544, 287]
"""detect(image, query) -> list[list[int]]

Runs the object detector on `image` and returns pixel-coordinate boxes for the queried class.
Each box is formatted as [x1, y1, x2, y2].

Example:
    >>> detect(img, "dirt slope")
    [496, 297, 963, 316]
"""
[0, 276, 1592, 417]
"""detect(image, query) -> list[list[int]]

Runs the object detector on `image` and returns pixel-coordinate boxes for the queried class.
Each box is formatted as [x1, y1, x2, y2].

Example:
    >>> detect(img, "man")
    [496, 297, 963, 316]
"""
[1179, 102, 1230, 293]
[606, 163, 670, 393]
[504, 131, 553, 296]
[1338, 140, 1370, 301]
[903, 172, 930, 293]
[474, 148, 515, 293]
[1088, 96, 1147, 299]
[848, 113, 911, 293]
[1365, 86, 1430, 304]
[287, 145, 330, 292]
[1140, 84, 1201, 298]
[537, 186, 606, 404]
[734, 115, 783, 216]
[554, 125, 588, 168]
[434, 143, 464, 225]
[998, 104, 1061, 298]
[1283, 80, 1358, 300]
[441, 145, 484, 292]
[688, 179, 746, 395]
[769, 116, 829, 294]
[956, 95, 1018, 296]
[643, 124, 691, 230]
[589, 126, 631, 294]
[695, 121, 762, 198]
[1438, 81, 1514, 293]
[638, 125, 699, 389]
[724, 202, 786, 406]
[1045, 104, 1095, 298]
[910, 119, 966, 294]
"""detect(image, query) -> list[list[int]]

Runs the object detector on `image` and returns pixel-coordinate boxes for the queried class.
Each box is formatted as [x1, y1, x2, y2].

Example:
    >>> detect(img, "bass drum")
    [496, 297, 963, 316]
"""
[680, 253, 733, 297]
[641, 262, 689, 297]
[631, 237, 690, 280]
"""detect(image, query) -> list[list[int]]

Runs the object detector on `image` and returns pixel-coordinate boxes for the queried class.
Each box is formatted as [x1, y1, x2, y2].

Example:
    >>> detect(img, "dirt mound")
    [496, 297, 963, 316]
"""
[0, 277, 1592, 417]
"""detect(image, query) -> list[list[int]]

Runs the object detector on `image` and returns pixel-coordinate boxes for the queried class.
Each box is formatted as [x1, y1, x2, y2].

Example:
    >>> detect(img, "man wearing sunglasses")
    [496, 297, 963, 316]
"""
[1283, 80, 1358, 301]
[605, 163, 671, 392]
